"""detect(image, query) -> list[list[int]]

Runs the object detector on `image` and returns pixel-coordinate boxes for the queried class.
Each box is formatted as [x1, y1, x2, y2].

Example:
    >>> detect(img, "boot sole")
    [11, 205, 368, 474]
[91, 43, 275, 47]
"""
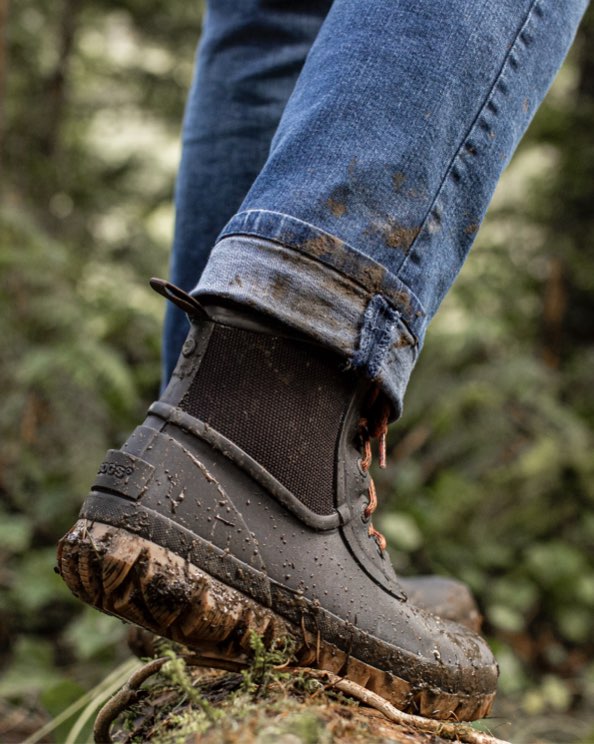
[57, 519, 494, 721]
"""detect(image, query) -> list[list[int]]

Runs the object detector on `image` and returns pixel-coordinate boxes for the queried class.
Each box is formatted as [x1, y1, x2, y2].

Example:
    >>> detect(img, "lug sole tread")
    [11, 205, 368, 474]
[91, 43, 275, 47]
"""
[57, 519, 494, 721]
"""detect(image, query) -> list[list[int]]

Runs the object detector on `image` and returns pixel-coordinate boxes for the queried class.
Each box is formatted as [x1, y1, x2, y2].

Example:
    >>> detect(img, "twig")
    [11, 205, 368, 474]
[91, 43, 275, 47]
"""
[300, 669, 510, 744]
[94, 657, 169, 743]
[184, 653, 247, 674]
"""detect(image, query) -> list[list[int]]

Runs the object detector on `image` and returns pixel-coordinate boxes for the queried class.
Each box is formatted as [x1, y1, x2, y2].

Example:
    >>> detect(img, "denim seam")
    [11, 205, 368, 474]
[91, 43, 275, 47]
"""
[397, 0, 544, 277]
[351, 295, 402, 381]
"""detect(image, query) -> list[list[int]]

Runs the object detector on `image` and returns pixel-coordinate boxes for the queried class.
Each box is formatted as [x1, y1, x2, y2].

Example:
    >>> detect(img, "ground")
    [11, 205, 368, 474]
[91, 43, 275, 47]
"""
[92, 637, 506, 744]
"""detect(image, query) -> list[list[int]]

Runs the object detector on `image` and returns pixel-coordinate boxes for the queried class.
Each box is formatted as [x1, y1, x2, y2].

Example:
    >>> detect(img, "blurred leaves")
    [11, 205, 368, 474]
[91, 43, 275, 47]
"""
[1, 0, 192, 724]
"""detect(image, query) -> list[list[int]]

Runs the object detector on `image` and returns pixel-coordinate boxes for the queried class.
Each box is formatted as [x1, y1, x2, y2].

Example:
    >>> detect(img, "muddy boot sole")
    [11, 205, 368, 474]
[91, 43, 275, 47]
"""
[57, 519, 495, 721]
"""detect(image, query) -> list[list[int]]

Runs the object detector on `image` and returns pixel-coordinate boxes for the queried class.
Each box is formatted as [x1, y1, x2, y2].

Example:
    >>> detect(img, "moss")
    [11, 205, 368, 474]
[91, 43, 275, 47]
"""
[106, 638, 437, 744]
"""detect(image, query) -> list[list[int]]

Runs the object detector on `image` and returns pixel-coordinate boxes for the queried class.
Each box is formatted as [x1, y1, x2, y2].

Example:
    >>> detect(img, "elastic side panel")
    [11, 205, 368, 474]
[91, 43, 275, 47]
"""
[180, 324, 352, 515]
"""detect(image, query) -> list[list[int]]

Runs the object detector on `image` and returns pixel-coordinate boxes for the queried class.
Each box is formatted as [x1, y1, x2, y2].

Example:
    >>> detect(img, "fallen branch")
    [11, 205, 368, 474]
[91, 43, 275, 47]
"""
[304, 669, 511, 744]
[93, 658, 169, 743]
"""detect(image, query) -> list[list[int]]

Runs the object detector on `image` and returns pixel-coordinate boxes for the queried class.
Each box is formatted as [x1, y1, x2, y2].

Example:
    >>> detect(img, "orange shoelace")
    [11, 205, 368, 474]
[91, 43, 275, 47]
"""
[358, 411, 389, 553]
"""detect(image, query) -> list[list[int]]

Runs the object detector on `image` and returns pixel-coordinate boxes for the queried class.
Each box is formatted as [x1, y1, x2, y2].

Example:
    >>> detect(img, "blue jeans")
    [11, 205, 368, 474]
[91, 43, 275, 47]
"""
[164, 0, 587, 417]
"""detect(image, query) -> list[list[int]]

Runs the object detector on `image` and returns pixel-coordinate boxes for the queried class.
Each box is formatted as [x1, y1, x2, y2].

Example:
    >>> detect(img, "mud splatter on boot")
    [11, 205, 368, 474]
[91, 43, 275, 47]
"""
[57, 280, 498, 721]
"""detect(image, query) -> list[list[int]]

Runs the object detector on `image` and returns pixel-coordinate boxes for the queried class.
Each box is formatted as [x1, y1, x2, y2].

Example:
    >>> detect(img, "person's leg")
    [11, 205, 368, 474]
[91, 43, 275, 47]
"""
[166, 0, 491, 635]
[197, 0, 589, 420]
[163, 0, 333, 382]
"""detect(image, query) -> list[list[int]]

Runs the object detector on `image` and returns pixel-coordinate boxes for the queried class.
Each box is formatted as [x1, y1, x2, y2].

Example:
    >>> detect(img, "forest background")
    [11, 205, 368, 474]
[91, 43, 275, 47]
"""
[0, 2, 593, 742]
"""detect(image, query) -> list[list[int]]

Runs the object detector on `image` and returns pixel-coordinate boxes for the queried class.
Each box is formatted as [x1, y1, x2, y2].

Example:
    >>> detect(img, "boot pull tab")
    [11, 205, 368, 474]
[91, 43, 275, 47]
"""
[149, 278, 208, 320]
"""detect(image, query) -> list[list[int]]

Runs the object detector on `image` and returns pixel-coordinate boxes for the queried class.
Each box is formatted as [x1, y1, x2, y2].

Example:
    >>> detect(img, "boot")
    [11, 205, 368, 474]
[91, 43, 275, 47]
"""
[57, 280, 497, 721]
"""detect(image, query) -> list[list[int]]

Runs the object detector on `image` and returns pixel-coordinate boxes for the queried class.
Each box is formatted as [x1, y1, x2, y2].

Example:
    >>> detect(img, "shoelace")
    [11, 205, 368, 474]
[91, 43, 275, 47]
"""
[358, 412, 389, 553]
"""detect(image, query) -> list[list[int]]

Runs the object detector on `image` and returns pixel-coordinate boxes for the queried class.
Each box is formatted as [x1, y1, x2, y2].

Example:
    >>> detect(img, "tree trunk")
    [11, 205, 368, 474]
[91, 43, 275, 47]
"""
[0, 0, 9, 176]
[40, 0, 81, 157]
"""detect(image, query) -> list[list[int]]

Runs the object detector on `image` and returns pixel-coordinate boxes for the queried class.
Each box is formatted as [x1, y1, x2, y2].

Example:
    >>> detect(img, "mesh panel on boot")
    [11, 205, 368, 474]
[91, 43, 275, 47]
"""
[179, 324, 353, 515]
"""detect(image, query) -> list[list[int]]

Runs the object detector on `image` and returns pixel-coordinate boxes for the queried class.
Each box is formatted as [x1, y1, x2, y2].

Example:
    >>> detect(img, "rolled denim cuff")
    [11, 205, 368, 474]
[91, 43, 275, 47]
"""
[195, 209, 427, 418]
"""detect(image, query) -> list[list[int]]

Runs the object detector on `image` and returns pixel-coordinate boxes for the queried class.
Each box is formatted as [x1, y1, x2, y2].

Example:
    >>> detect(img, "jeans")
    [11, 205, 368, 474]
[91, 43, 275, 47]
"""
[164, 0, 588, 418]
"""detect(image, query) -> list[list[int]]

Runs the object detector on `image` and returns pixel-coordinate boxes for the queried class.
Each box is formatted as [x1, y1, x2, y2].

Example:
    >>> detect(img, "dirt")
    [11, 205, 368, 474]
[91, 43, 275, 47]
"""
[392, 172, 406, 192]
[381, 220, 420, 251]
[326, 185, 352, 217]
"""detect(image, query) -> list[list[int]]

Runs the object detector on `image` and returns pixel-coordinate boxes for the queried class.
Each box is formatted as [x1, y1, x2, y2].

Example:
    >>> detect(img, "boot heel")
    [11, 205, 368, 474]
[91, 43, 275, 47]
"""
[57, 519, 289, 655]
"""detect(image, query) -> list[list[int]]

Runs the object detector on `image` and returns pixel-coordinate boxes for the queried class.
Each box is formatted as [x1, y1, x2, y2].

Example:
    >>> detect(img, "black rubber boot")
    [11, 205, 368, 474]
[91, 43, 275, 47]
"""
[57, 281, 498, 721]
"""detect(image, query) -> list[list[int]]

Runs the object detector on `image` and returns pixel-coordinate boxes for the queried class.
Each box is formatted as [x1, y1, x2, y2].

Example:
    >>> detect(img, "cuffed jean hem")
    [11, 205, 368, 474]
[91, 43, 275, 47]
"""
[194, 209, 427, 419]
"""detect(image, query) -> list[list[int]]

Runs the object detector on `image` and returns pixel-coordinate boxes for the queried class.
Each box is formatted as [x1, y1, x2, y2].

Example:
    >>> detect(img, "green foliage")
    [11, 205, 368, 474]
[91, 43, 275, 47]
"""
[241, 632, 295, 697]
[161, 648, 220, 723]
